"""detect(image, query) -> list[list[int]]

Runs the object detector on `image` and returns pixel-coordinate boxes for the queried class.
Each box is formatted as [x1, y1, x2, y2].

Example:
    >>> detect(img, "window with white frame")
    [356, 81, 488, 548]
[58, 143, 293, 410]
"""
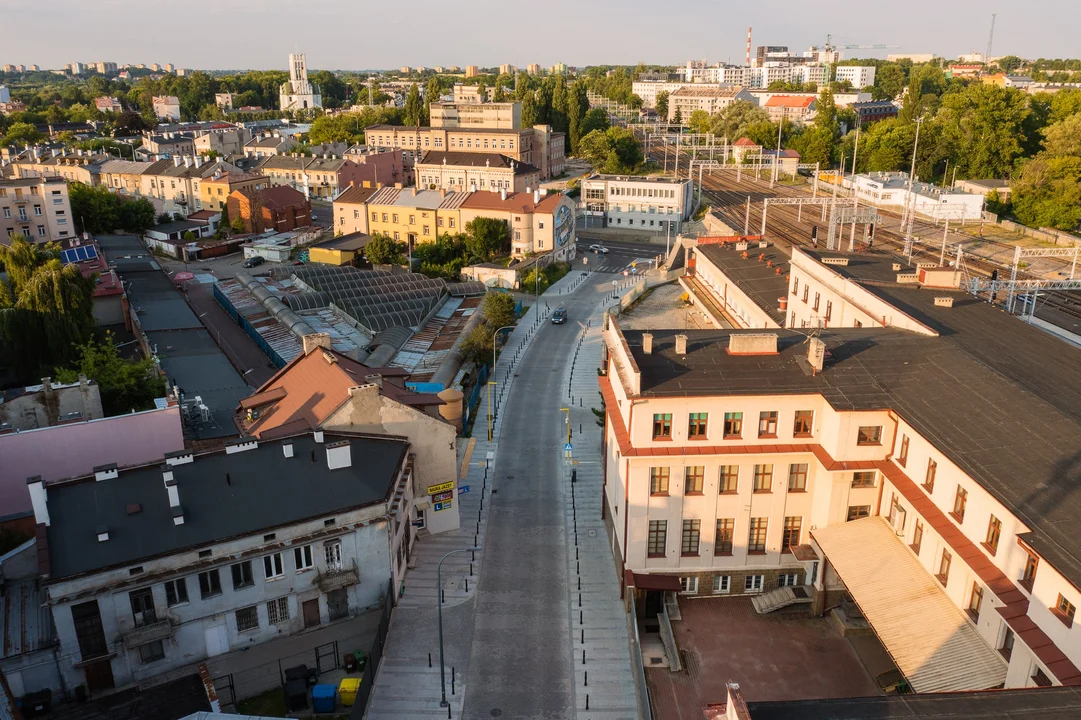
[236, 605, 259, 632]
[324, 540, 343, 571]
[778, 572, 802, 587]
[263, 553, 285, 581]
[679, 576, 698, 594]
[267, 597, 290, 625]
[745, 574, 764, 592]
[294, 545, 314, 571]
[713, 575, 731, 594]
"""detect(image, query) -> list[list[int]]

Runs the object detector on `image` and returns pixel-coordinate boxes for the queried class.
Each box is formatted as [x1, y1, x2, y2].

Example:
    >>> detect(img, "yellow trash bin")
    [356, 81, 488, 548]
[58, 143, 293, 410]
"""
[339, 677, 361, 706]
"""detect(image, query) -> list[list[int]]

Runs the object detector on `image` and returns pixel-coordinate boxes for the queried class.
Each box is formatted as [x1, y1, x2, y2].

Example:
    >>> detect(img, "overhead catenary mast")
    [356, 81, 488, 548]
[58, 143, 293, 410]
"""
[986, 14, 997, 63]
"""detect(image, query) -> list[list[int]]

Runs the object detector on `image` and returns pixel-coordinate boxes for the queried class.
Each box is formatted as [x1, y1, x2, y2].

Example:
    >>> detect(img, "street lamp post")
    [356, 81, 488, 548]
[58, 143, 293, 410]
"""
[486, 380, 497, 442]
[490, 324, 516, 378]
[437, 547, 481, 708]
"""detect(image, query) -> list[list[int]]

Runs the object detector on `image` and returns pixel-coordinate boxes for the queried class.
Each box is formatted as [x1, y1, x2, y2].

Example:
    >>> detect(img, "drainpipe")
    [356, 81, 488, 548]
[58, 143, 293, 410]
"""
[876, 410, 901, 517]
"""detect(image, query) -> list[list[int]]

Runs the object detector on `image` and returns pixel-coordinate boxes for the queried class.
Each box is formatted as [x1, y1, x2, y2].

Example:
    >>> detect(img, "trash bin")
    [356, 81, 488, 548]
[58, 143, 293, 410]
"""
[284, 664, 308, 683]
[338, 677, 361, 706]
[353, 650, 367, 673]
[312, 684, 336, 713]
[344, 652, 358, 673]
[285, 678, 308, 711]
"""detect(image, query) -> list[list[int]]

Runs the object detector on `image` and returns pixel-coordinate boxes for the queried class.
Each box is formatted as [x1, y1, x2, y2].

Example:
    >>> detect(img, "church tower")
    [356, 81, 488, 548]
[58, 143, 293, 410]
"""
[280, 52, 322, 111]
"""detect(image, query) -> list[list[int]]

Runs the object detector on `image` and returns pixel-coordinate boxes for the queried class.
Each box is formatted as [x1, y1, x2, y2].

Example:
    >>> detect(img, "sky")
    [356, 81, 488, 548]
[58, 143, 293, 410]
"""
[2, 0, 1078, 72]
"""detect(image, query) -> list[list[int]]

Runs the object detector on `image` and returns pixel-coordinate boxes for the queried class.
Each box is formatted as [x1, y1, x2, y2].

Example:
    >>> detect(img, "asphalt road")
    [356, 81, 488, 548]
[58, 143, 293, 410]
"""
[463, 280, 607, 719]
[576, 239, 665, 275]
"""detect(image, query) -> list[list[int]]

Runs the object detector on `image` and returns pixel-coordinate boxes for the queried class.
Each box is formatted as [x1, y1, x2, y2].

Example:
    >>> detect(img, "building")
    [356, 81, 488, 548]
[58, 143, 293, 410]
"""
[200, 170, 268, 212]
[7, 148, 109, 185]
[98, 156, 240, 216]
[852, 171, 984, 220]
[731, 137, 762, 163]
[141, 131, 195, 157]
[163, 63, 175, 74]
[92, 61, 117, 75]
[0, 86, 9, 104]
[227, 185, 312, 234]
[667, 86, 755, 121]
[789, 64, 830, 87]
[244, 132, 297, 157]
[763, 95, 817, 124]
[460, 189, 576, 257]
[0, 176, 74, 242]
[342, 146, 407, 186]
[581, 174, 693, 232]
[238, 336, 458, 533]
[499, 64, 515, 75]
[307, 232, 371, 266]
[851, 100, 898, 125]
[834, 66, 876, 89]
[255, 155, 372, 200]
[631, 81, 695, 109]
[333, 185, 380, 235]
[192, 127, 252, 157]
[35, 429, 414, 694]
[365, 186, 470, 247]
[94, 96, 123, 113]
[465, 65, 479, 78]
[953, 178, 1011, 200]
[151, 96, 181, 121]
[550, 63, 567, 75]
[430, 101, 521, 129]
[888, 53, 938, 63]
[279, 53, 322, 111]
[0, 375, 102, 435]
[416, 151, 540, 194]
[947, 64, 984, 79]
[143, 220, 212, 256]
[451, 84, 490, 104]
[214, 92, 235, 110]
[527, 63, 541, 75]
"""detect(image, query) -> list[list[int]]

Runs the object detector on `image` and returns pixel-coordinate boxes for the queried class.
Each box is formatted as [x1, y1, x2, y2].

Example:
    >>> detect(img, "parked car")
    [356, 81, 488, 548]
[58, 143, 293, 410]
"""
[243, 255, 265, 268]
[551, 307, 567, 324]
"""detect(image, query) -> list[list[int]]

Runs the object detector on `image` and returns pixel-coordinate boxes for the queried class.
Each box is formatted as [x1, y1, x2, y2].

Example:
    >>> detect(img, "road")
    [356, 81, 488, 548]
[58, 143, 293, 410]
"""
[575, 239, 666, 275]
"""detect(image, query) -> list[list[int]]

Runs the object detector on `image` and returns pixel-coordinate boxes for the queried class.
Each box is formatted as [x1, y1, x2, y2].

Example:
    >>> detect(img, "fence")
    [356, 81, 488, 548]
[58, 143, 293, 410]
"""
[625, 591, 654, 720]
[462, 363, 489, 430]
[212, 282, 287, 368]
[353, 581, 396, 718]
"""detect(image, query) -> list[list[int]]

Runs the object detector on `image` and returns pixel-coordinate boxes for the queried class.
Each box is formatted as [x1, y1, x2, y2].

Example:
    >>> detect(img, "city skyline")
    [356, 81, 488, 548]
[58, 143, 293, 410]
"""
[1, 1, 1079, 72]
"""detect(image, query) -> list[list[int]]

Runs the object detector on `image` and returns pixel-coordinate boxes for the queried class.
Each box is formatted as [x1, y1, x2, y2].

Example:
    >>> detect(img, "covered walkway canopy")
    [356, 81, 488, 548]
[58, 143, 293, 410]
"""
[812, 517, 1007, 693]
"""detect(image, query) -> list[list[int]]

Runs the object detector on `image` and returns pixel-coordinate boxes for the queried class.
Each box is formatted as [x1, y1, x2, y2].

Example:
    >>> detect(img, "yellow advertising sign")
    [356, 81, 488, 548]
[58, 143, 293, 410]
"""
[427, 481, 455, 495]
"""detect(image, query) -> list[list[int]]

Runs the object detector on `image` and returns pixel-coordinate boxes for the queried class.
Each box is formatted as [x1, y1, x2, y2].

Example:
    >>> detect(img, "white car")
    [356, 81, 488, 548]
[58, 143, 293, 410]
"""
[588, 244, 602, 252]
[597, 246, 609, 254]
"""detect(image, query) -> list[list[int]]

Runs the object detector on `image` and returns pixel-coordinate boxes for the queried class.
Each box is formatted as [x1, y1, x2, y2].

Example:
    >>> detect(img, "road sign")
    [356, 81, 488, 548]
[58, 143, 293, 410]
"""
[427, 481, 455, 495]
[564, 443, 573, 451]
[412, 520, 425, 528]
[458, 485, 470, 495]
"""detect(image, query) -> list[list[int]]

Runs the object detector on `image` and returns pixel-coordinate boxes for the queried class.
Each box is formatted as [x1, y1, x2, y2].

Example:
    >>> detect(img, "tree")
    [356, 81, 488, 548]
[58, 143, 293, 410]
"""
[1012, 154, 1081, 230]
[426, 76, 442, 113]
[1, 122, 44, 146]
[655, 91, 669, 118]
[521, 92, 537, 128]
[672, 106, 683, 124]
[69, 183, 120, 234]
[231, 217, 246, 234]
[578, 127, 643, 174]
[480, 292, 517, 331]
[118, 197, 156, 234]
[364, 234, 407, 264]
[1042, 113, 1081, 157]
[308, 114, 361, 145]
[874, 63, 907, 100]
[996, 56, 1024, 73]
[55, 334, 166, 415]
[402, 83, 425, 126]
[937, 83, 1030, 180]
[709, 101, 770, 142]
[464, 217, 510, 261]
[580, 107, 610, 138]
[688, 110, 712, 135]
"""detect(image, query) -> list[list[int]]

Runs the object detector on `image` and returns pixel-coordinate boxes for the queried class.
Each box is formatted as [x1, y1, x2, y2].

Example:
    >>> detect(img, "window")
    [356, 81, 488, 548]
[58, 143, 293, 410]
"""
[1055, 594, 1076, 627]
[924, 459, 937, 492]
[968, 579, 985, 618]
[267, 597, 290, 625]
[856, 426, 882, 445]
[813, 292, 820, 312]
[719, 465, 738, 493]
[198, 549, 213, 559]
[792, 277, 799, 296]
[392, 213, 398, 223]
[851, 471, 876, 488]
[409, 214, 415, 224]
[372, 211, 378, 222]
[847, 505, 871, 521]
[652, 413, 672, 439]
[758, 411, 778, 437]
[236, 606, 259, 633]
[911, 521, 924, 554]
[679, 577, 698, 594]
[685, 466, 704, 494]
[824, 300, 832, 322]
[999, 626, 1015, 661]
[165, 578, 188, 607]
[33, 204, 41, 216]
[324, 540, 343, 571]
[952, 487, 968, 522]
[753, 464, 773, 492]
[714, 575, 731, 594]
[382, 213, 388, 222]
[681, 520, 702, 555]
[263, 553, 285, 581]
[937, 549, 952, 586]
[688, 412, 708, 437]
[1021, 551, 1038, 590]
[647, 520, 667, 556]
[782, 516, 802, 551]
[748, 518, 768, 553]
[438, 217, 444, 227]
[129, 588, 156, 626]
[199, 570, 222, 599]
[898, 434, 909, 466]
[37, 225, 45, 237]
[723, 412, 743, 438]
[1032, 667, 1052, 688]
[231, 561, 254, 590]
[716, 518, 734, 554]
[294, 545, 314, 571]
[802, 285, 809, 303]
[985, 516, 1001, 555]
[788, 463, 808, 491]
[793, 410, 813, 436]
[778, 572, 802, 587]
[650, 467, 670, 496]
[745, 574, 764, 592]
[139, 640, 165, 664]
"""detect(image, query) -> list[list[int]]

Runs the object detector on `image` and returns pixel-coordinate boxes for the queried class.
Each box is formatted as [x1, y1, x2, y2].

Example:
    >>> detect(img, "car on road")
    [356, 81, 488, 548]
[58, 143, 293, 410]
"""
[551, 307, 567, 324]
[242, 256, 265, 268]
[596, 246, 609, 254]
[588, 244, 601, 252]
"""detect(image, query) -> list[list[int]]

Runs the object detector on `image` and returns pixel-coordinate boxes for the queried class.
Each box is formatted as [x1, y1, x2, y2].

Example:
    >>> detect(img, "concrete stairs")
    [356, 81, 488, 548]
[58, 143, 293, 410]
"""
[751, 585, 814, 614]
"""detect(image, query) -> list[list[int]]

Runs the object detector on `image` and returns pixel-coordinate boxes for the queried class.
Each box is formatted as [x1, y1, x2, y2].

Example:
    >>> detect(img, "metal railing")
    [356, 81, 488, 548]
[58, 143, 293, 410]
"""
[625, 591, 653, 720]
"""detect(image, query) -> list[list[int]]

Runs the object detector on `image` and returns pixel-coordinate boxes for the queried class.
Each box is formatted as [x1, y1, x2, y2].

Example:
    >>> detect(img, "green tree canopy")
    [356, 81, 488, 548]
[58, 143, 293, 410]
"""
[708, 100, 770, 141]
[55, 333, 166, 415]
[1042, 113, 1081, 157]
[307, 114, 362, 145]
[364, 234, 407, 264]
[579, 107, 610, 138]
[655, 91, 669, 118]
[1, 122, 44, 146]
[1012, 154, 1081, 230]
[936, 83, 1029, 180]
[578, 127, 643, 174]
[402, 83, 425, 125]
[464, 217, 510, 261]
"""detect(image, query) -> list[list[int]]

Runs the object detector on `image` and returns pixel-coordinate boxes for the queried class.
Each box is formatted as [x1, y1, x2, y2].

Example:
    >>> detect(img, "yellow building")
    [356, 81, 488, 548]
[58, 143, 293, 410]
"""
[332, 185, 380, 235]
[308, 232, 371, 266]
[364, 186, 470, 248]
[465, 65, 479, 78]
[200, 171, 268, 212]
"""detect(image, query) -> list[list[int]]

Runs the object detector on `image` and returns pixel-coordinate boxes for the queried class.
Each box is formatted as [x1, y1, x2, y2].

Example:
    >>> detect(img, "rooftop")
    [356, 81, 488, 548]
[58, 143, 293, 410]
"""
[334, 185, 380, 205]
[43, 431, 408, 580]
[585, 173, 691, 185]
[234, 184, 307, 210]
[764, 95, 817, 108]
[460, 189, 564, 214]
[417, 151, 539, 175]
[670, 85, 748, 98]
[366, 186, 471, 210]
[315, 231, 371, 251]
[694, 241, 789, 324]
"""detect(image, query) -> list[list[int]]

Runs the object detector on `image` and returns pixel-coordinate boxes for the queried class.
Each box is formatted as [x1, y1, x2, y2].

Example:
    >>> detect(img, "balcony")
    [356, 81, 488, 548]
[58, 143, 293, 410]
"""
[121, 618, 174, 648]
[315, 559, 360, 593]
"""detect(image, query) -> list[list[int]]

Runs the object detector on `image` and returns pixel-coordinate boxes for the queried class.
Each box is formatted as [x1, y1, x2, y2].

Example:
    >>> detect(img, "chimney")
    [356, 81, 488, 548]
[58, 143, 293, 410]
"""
[314, 429, 325, 443]
[326, 439, 352, 470]
[184, 156, 192, 168]
[642, 333, 654, 355]
[282, 440, 294, 458]
[728, 333, 779, 355]
[500, 188, 507, 201]
[302, 332, 332, 354]
[27, 476, 50, 526]
[96, 525, 110, 542]
[440, 188, 447, 198]
[174, 156, 181, 167]
[93, 463, 119, 482]
[808, 336, 826, 374]
[534, 189, 540, 204]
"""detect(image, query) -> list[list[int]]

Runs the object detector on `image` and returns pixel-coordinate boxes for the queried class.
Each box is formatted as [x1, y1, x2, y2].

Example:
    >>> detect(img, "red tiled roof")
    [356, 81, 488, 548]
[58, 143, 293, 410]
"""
[460, 190, 563, 214]
[765, 95, 816, 109]
[733, 137, 759, 147]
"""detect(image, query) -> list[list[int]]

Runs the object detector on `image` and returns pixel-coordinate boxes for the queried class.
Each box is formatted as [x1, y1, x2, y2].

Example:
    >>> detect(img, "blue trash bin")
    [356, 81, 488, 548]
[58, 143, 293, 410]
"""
[312, 684, 336, 713]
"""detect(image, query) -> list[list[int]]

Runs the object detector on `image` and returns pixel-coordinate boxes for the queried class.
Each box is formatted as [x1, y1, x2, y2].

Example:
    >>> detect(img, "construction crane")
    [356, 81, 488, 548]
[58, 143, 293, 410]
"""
[812, 34, 901, 53]
[986, 14, 997, 63]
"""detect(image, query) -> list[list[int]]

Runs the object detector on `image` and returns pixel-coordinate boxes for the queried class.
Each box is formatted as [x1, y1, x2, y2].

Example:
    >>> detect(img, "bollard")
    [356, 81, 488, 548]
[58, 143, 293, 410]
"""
[576, 547, 579, 560]
[583, 649, 586, 664]
[448, 704, 452, 719]
[578, 576, 581, 591]
[429, 652, 432, 668]
[471, 549, 475, 562]
[577, 560, 580, 575]
[585, 670, 588, 686]
[586, 694, 590, 710]
[465, 578, 468, 592]
[470, 563, 473, 576]
[441, 589, 445, 604]
[582, 628, 585, 644]
[579, 593, 582, 607]
[580, 610, 583, 625]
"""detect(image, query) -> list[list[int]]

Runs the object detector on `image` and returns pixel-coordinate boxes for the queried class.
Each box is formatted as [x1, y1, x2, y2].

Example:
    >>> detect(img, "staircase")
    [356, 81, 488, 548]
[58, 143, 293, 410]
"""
[751, 585, 813, 614]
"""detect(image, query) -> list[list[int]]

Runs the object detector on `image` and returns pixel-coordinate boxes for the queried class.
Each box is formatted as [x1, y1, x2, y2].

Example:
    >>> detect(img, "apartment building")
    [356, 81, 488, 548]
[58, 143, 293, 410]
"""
[99, 156, 240, 216]
[9, 149, 109, 185]
[141, 131, 195, 157]
[151, 95, 181, 121]
[763, 95, 817, 124]
[244, 132, 298, 157]
[460, 189, 576, 257]
[342, 146, 408, 186]
[255, 154, 370, 200]
[192, 127, 252, 157]
[33, 430, 414, 694]
[226, 185, 311, 234]
[415, 151, 540, 194]
[526, 64, 541, 75]
[465, 65, 479, 78]
[0, 176, 73, 242]
[605, 245, 1081, 691]
[667, 86, 755, 121]
[94, 96, 123, 113]
[332, 185, 380, 235]
[581, 174, 693, 232]
[200, 171, 267, 212]
[451, 84, 490, 104]
[430, 101, 521, 130]
[363, 124, 565, 180]
[835, 66, 876, 89]
[364, 186, 470, 247]
[631, 81, 695, 110]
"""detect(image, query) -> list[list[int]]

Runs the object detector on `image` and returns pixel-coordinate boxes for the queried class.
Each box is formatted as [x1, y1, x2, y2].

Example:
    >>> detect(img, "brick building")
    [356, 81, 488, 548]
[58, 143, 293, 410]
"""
[227, 185, 311, 234]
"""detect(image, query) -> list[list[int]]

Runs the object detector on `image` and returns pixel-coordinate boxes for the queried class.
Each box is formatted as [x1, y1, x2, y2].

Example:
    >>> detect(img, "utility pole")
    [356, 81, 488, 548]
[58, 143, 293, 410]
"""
[986, 14, 997, 63]
[903, 117, 924, 258]
[771, 107, 784, 188]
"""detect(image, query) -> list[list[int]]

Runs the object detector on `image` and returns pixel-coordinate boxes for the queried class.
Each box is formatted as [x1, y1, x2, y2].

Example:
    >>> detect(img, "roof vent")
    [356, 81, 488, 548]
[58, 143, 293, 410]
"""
[225, 437, 258, 455]
[93, 464, 119, 482]
[807, 336, 826, 374]
[821, 257, 849, 266]
[282, 441, 294, 458]
[674, 334, 688, 356]
[892, 263, 901, 271]
[728, 333, 779, 355]
[934, 296, 954, 308]
[126, 503, 142, 515]
[326, 439, 352, 470]
[314, 429, 325, 443]
[96, 525, 109, 542]
[642, 333, 653, 355]
[165, 450, 194, 466]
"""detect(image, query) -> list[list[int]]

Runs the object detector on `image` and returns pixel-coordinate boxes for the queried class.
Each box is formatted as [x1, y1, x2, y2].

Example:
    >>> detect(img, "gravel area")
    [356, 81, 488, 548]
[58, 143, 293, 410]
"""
[618, 281, 728, 330]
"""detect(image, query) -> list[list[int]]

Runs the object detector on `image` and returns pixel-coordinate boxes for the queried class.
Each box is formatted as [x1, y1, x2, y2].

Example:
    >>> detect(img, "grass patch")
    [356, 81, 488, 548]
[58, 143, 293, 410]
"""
[237, 688, 287, 717]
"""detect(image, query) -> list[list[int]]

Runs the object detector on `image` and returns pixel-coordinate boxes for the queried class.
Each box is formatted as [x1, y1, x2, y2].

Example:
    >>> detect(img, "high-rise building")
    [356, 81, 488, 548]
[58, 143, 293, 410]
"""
[279, 52, 322, 111]
[164, 63, 175, 73]
[499, 64, 515, 75]
[550, 62, 567, 75]
[527, 64, 541, 75]
[465, 65, 479, 78]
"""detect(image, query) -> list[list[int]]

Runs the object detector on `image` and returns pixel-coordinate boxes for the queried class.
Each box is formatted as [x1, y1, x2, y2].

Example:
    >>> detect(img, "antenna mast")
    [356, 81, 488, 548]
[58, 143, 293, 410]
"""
[986, 14, 997, 63]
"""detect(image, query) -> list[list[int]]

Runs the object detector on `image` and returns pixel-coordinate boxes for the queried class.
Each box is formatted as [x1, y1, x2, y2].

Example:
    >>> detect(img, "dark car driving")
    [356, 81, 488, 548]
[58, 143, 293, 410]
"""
[551, 307, 567, 324]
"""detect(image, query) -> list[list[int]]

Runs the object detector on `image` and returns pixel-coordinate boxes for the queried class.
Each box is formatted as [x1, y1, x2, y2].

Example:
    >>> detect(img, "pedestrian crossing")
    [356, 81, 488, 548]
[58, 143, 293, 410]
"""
[588, 257, 656, 274]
